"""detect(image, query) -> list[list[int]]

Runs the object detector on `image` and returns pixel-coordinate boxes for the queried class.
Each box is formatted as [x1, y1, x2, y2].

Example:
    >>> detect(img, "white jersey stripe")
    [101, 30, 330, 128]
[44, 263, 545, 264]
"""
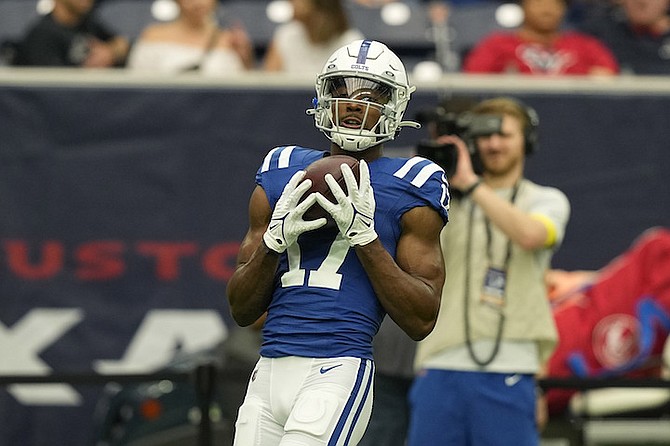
[261, 146, 282, 173]
[278, 145, 296, 168]
[261, 145, 296, 172]
[411, 163, 443, 188]
[393, 156, 443, 188]
[393, 157, 424, 180]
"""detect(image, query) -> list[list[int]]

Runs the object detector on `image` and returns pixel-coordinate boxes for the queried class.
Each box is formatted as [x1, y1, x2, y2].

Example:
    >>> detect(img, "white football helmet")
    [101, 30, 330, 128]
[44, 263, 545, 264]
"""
[307, 40, 420, 152]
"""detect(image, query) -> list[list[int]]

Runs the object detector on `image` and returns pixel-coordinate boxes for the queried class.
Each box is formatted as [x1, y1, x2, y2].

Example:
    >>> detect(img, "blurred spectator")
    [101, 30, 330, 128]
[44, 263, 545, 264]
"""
[127, 0, 254, 75]
[424, 1, 462, 72]
[14, 0, 129, 67]
[462, 0, 619, 75]
[579, 0, 670, 74]
[262, 0, 364, 75]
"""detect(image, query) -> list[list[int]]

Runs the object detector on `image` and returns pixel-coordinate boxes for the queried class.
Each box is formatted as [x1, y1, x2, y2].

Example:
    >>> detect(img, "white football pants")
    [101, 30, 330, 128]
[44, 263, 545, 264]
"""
[233, 356, 374, 446]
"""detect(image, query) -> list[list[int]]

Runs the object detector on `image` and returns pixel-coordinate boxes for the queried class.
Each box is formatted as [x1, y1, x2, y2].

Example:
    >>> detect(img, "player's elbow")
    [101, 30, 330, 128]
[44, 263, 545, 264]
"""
[406, 302, 440, 341]
[410, 318, 438, 341]
[230, 308, 259, 328]
[407, 287, 441, 340]
[227, 294, 262, 327]
[393, 310, 438, 341]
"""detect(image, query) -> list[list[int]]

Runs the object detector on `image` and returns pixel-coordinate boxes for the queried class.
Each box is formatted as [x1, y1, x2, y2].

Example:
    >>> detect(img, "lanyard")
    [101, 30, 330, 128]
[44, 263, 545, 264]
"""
[464, 180, 521, 367]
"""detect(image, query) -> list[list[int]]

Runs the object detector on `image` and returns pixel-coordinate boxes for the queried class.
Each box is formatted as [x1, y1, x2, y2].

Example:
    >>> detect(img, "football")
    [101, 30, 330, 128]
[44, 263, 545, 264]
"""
[302, 154, 360, 223]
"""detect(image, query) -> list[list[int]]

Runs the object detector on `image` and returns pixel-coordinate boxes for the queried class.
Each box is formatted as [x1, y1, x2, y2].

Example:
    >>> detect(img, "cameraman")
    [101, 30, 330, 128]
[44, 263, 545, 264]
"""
[408, 97, 571, 446]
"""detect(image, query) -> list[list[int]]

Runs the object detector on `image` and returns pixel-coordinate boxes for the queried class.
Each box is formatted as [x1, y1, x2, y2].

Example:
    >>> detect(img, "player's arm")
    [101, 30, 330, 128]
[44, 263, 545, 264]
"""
[226, 186, 279, 327]
[227, 173, 325, 326]
[354, 206, 444, 341]
[315, 161, 444, 340]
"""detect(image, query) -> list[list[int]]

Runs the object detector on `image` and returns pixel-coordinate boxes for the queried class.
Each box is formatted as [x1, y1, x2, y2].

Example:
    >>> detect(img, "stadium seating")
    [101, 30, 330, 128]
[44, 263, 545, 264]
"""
[0, 0, 508, 70]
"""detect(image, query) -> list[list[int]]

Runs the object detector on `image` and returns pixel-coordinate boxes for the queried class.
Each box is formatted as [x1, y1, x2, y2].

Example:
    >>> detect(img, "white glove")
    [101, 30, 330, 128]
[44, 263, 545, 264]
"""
[315, 159, 378, 247]
[263, 170, 327, 253]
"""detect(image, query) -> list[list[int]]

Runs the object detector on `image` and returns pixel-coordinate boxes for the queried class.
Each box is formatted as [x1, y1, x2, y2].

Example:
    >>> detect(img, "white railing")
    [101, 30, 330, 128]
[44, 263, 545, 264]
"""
[1, 68, 670, 95]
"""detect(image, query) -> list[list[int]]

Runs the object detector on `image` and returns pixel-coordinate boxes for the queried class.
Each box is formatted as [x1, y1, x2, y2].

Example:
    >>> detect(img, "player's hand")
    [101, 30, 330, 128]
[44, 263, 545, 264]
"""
[263, 171, 326, 253]
[316, 160, 378, 247]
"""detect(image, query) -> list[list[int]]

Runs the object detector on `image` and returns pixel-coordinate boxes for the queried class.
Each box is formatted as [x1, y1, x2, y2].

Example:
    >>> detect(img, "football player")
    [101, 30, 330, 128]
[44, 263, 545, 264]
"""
[227, 40, 450, 446]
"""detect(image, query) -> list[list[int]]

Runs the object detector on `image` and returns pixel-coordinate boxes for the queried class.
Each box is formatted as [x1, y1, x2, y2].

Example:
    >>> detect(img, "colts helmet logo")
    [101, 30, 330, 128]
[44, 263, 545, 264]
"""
[351, 40, 372, 71]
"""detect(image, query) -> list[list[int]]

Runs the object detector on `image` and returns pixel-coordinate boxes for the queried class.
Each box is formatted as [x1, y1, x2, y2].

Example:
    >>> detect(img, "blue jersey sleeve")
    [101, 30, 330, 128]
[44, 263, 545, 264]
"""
[372, 156, 450, 225]
[255, 145, 328, 207]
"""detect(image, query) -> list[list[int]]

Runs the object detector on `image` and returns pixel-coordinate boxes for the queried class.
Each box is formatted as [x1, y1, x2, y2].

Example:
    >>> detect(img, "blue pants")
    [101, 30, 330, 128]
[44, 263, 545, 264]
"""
[407, 369, 539, 446]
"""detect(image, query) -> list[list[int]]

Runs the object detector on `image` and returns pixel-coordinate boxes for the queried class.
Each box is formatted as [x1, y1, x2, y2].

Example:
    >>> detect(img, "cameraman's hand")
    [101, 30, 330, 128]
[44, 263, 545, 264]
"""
[263, 171, 327, 253]
[435, 134, 480, 192]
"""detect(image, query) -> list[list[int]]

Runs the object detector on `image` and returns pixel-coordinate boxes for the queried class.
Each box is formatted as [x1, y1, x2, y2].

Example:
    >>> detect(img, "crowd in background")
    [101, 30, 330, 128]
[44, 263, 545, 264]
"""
[2, 0, 669, 75]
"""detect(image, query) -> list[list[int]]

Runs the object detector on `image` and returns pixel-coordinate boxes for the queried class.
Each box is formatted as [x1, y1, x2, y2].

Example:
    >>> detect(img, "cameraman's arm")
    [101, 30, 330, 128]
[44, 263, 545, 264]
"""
[470, 183, 550, 250]
[441, 134, 552, 251]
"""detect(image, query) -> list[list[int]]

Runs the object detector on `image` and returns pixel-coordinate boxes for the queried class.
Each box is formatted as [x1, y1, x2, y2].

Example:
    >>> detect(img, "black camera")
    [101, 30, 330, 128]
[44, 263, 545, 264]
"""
[416, 109, 502, 177]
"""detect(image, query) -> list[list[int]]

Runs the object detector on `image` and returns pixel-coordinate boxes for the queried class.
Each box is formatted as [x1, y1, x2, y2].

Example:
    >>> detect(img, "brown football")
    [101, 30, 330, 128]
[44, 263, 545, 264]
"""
[302, 154, 360, 223]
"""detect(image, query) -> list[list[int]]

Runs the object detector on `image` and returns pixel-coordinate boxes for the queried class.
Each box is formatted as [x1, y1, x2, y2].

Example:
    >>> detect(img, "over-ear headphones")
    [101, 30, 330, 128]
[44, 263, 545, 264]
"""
[492, 97, 540, 155]
[470, 97, 540, 155]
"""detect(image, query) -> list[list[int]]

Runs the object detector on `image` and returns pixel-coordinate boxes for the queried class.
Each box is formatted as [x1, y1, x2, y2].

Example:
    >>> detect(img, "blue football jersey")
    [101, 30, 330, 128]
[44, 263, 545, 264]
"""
[256, 145, 450, 359]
